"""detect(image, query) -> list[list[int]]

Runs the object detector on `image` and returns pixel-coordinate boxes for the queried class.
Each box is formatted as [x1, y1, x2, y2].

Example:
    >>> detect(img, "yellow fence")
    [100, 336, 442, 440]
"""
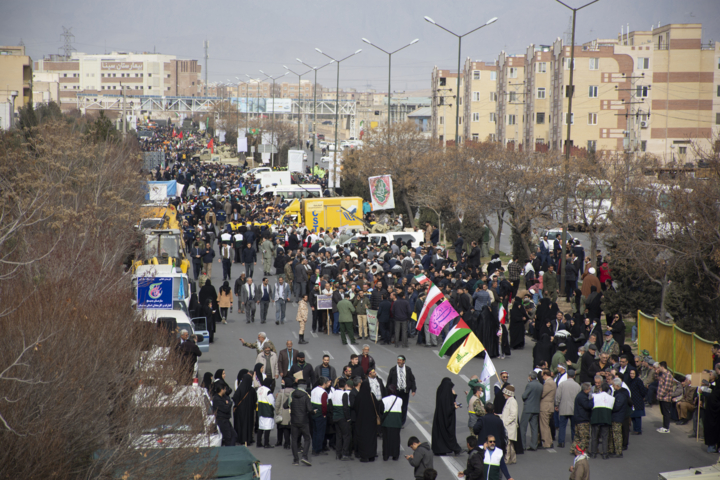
[637, 310, 716, 374]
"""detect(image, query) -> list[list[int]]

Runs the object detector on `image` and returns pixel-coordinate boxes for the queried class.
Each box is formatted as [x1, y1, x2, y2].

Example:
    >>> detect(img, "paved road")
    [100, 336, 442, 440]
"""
[195, 248, 712, 479]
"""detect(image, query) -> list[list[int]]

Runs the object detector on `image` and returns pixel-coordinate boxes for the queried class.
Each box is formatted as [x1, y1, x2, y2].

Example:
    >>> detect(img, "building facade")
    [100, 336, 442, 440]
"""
[0, 45, 32, 113]
[430, 22, 720, 163]
[34, 52, 202, 111]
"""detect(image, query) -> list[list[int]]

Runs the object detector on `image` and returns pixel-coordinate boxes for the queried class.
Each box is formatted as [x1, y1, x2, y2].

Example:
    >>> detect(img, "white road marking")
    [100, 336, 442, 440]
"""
[546, 448, 557, 453]
[432, 349, 439, 355]
[459, 374, 470, 383]
[348, 344, 360, 355]
[310, 331, 318, 338]
[292, 331, 298, 339]
[322, 350, 334, 360]
[305, 352, 312, 360]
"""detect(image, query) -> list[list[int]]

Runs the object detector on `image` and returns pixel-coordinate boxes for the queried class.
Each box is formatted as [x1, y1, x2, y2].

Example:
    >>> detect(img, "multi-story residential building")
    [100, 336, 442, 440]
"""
[0, 45, 32, 114]
[34, 52, 202, 111]
[463, 60, 498, 143]
[430, 22, 719, 163]
[430, 68, 460, 144]
[496, 53, 527, 149]
[32, 72, 60, 105]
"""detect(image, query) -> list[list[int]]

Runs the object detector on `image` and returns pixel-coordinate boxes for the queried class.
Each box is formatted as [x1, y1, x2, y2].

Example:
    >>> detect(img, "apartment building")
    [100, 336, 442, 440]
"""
[430, 22, 720, 163]
[34, 52, 202, 111]
[430, 68, 460, 143]
[0, 45, 32, 113]
[496, 53, 527, 149]
[463, 60, 498, 143]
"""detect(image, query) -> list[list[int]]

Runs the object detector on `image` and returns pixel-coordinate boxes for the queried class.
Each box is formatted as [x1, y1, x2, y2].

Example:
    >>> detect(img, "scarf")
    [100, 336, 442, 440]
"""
[573, 453, 588, 466]
[397, 365, 406, 391]
[368, 377, 382, 400]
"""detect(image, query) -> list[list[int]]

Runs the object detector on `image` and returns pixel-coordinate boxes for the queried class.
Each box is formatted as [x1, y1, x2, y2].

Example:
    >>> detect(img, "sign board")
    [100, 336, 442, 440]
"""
[261, 153, 271, 164]
[368, 175, 395, 211]
[691, 371, 712, 387]
[288, 149, 304, 173]
[328, 154, 343, 189]
[231, 97, 292, 114]
[137, 276, 173, 309]
[366, 309, 379, 343]
[257, 144, 278, 154]
[317, 295, 332, 310]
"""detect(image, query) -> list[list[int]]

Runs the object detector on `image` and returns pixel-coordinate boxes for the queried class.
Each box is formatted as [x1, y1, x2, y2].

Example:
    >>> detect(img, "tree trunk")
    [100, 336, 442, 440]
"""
[659, 272, 668, 323]
[588, 227, 599, 266]
[482, 211, 505, 255]
[402, 191, 415, 229]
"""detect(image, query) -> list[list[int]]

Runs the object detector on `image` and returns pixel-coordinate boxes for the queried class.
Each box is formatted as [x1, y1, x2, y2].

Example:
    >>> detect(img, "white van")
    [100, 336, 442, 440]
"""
[259, 184, 323, 200]
[140, 308, 210, 353]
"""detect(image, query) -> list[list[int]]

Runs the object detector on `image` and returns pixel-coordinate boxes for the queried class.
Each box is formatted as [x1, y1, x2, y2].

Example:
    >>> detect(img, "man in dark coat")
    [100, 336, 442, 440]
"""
[473, 403, 507, 451]
[467, 241, 481, 268]
[386, 355, 416, 426]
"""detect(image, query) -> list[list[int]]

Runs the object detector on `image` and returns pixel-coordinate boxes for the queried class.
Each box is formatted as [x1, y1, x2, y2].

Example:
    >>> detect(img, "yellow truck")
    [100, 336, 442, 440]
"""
[281, 197, 365, 232]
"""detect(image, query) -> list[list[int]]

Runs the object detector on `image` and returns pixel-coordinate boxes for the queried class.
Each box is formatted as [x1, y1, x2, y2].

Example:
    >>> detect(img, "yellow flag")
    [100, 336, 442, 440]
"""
[446, 332, 485, 375]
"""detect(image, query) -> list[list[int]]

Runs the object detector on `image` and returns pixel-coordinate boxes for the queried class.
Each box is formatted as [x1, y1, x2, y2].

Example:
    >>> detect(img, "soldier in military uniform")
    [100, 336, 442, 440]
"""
[572, 383, 593, 454]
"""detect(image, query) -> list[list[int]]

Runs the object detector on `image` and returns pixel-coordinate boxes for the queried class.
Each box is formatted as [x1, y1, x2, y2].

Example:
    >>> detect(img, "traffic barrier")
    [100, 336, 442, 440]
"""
[637, 310, 715, 374]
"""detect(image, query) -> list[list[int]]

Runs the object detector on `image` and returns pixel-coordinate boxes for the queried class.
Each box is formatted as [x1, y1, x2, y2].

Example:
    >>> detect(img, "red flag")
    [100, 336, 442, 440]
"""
[171, 129, 176, 138]
[207, 138, 214, 154]
[178, 131, 183, 140]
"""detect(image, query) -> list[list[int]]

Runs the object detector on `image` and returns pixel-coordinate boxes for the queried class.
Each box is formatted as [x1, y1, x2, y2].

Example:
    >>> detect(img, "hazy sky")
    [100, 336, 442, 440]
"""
[3, 0, 718, 93]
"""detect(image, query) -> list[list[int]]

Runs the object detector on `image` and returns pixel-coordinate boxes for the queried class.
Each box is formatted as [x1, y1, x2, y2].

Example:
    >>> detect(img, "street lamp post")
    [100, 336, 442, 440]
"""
[297, 58, 334, 171]
[361, 38, 418, 126]
[315, 48, 362, 190]
[260, 70, 289, 167]
[555, 0, 599, 289]
[284, 65, 313, 150]
[424, 16, 497, 145]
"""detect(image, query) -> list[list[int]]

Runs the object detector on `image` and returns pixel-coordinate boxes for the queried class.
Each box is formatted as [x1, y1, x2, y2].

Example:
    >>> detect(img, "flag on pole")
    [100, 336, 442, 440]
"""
[446, 332, 485, 374]
[498, 304, 507, 325]
[415, 284, 444, 331]
[414, 274, 430, 285]
[207, 138, 214, 154]
[479, 355, 497, 385]
[438, 319, 472, 357]
[178, 131, 183, 140]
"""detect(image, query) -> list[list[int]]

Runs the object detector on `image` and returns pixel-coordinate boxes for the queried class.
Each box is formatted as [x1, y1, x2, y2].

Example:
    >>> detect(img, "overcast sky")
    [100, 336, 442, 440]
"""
[3, 0, 718, 94]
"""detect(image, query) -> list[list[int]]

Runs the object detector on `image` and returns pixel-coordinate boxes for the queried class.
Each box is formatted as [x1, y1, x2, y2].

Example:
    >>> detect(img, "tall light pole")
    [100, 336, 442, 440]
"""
[260, 70, 289, 167]
[284, 65, 313, 150]
[297, 58, 334, 171]
[424, 16, 497, 145]
[556, 0, 599, 289]
[361, 38, 418, 126]
[315, 48, 361, 188]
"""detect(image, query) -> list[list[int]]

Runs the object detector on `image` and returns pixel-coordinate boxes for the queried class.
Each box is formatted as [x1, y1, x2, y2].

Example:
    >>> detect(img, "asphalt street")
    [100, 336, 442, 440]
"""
[196, 247, 712, 480]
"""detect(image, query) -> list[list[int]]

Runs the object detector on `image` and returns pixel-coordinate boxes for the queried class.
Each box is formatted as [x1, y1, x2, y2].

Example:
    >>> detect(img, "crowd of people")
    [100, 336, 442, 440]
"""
[141, 124, 720, 479]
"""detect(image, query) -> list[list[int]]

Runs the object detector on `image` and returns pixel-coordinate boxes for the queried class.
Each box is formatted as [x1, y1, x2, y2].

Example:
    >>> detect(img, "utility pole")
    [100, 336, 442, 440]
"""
[556, 0, 599, 290]
[60, 26, 75, 60]
[297, 58, 334, 171]
[204, 40, 209, 97]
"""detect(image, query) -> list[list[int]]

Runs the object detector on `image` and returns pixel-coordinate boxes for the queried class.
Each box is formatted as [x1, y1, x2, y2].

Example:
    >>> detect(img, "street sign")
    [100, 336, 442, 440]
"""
[257, 144, 278, 154]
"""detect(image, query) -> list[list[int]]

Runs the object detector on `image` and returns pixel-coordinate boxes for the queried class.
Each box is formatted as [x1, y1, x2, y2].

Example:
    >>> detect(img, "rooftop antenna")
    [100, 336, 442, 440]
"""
[60, 26, 76, 60]
[18, 38, 24, 47]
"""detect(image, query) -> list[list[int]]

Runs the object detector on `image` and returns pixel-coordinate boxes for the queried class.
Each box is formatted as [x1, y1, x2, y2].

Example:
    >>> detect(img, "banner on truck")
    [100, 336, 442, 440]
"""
[368, 175, 395, 211]
[137, 276, 173, 309]
[145, 181, 178, 201]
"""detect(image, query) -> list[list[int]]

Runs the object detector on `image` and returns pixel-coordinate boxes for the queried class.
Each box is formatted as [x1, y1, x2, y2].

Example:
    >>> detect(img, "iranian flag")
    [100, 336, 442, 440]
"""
[414, 274, 430, 285]
[439, 319, 473, 357]
[207, 138, 214, 154]
[415, 284, 444, 331]
[498, 304, 507, 325]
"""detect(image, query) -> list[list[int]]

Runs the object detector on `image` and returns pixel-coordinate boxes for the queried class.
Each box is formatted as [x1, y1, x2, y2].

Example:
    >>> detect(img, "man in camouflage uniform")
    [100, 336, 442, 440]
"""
[609, 378, 631, 457]
[572, 383, 593, 454]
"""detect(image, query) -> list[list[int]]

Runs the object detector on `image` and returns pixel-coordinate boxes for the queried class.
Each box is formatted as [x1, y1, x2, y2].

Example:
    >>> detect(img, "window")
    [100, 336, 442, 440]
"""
[63, 73, 67, 77]
[439, 77, 446, 86]
[490, 71, 497, 81]
[588, 113, 597, 125]
[439, 116, 444, 125]
[564, 58, 575, 70]
[565, 85, 575, 98]
[472, 133, 479, 141]
[679, 146, 687, 155]
[536, 112, 545, 124]
[565, 113, 574, 125]
[101, 73, 105, 77]
[458, 97, 462, 106]
[717, 85, 720, 97]
[537, 87, 546, 99]
[509, 92, 517, 103]
[473, 70, 480, 80]
[509, 67, 518, 78]
[148, 73, 152, 77]
[489, 92, 497, 102]
[717, 113, 720, 125]
[167, 87, 171, 91]
[472, 112, 480, 122]
[148, 86, 152, 90]
[508, 114, 516, 125]
[638, 57, 650, 70]
[636, 85, 649, 98]
[641, 140, 647, 151]
[489, 113, 496, 123]
[472, 91, 481, 102]
[588, 85, 598, 98]
[536, 138, 545, 144]
[459, 116, 462, 124]
[489, 133, 497, 142]
[537, 62, 547, 73]
[587, 140, 597, 152]
[589, 58, 600, 70]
